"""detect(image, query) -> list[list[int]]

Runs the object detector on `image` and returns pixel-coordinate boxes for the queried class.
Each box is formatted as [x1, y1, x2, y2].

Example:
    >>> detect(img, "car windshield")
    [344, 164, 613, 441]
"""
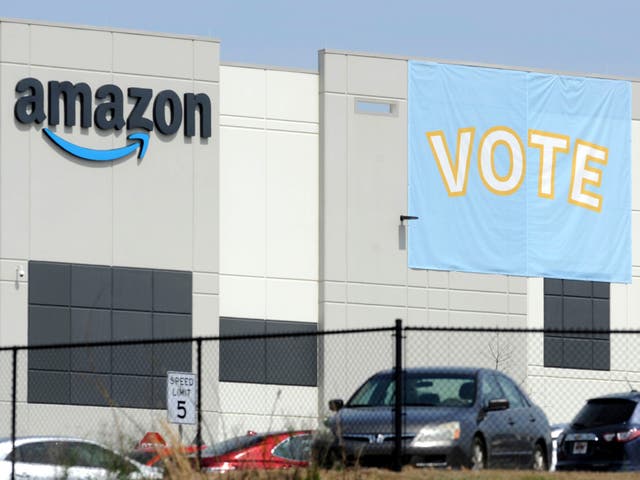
[347, 372, 476, 408]
[201, 434, 265, 457]
[572, 398, 637, 428]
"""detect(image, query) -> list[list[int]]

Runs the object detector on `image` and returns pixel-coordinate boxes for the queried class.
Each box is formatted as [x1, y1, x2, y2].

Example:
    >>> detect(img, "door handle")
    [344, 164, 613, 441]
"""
[508, 418, 515, 426]
[529, 416, 536, 423]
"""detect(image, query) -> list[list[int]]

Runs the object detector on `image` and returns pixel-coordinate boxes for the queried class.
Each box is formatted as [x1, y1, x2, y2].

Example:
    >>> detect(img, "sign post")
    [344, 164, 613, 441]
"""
[166, 371, 197, 425]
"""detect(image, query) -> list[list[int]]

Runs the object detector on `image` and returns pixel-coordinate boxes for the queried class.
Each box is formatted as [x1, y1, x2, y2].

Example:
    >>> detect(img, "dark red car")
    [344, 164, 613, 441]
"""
[129, 430, 313, 472]
[198, 430, 313, 472]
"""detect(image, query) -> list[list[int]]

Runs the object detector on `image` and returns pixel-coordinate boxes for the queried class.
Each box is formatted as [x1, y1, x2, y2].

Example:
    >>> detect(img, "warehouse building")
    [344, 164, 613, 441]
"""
[0, 18, 639, 441]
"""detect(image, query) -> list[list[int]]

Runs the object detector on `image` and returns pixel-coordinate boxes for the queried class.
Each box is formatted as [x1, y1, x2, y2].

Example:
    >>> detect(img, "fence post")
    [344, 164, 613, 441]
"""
[196, 338, 203, 469]
[11, 348, 17, 480]
[392, 319, 403, 472]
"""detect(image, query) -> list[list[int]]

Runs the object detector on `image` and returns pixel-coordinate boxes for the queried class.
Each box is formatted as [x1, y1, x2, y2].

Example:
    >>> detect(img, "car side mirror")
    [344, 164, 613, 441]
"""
[328, 399, 344, 412]
[485, 398, 509, 411]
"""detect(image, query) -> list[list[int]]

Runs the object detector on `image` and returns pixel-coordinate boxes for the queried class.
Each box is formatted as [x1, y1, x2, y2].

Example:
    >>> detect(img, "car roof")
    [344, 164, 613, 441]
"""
[587, 391, 640, 402]
[372, 366, 488, 376]
[0, 436, 106, 459]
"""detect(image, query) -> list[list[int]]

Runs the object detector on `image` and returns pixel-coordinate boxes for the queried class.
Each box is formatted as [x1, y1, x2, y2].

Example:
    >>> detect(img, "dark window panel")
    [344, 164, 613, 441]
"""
[28, 305, 70, 371]
[112, 311, 153, 376]
[592, 340, 611, 371]
[113, 268, 152, 311]
[29, 261, 70, 306]
[543, 335, 563, 368]
[543, 278, 563, 296]
[70, 373, 111, 406]
[28, 370, 70, 404]
[219, 317, 266, 384]
[544, 296, 562, 331]
[593, 282, 610, 299]
[152, 313, 192, 376]
[71, 308, 112, 373]
[563, 280, 592, 298]
[112, 375, 153, 409]
[266, 321, 317, 387]
[563, 338, 593, 370]
[71, 264, 112, 309]
[152, 377, 167, 409]
[153, 270, 192, 314]
[564, 297, 593, 338]
[593, 299, 610, 340]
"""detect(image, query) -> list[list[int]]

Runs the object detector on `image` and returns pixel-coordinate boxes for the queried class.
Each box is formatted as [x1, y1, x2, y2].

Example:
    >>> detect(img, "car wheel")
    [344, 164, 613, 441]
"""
[470, 437, 486, 470]
[532, 443, 547, 471]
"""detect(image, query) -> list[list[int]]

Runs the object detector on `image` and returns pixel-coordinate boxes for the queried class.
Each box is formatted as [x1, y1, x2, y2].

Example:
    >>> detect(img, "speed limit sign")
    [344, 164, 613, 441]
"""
[166, 371, 197, 425]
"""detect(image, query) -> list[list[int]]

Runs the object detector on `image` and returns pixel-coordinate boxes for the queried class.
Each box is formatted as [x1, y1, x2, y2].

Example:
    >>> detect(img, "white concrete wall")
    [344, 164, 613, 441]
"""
[0, 19, 219, 440]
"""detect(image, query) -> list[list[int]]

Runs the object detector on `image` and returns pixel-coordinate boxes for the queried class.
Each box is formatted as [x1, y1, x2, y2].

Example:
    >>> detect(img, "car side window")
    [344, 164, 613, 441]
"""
[495, 375, 526, 408]
[272, 434, 312, 462]
[10, 442, 57, 464]
[480, 373, 503, 406]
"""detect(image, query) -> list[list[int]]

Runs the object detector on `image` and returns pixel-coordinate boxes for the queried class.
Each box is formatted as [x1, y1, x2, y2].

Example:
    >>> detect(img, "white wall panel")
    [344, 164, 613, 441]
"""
[220, 66, 265, 118]
[0, 279, 27, 347]
[219, 275, 265, 319]
[266, 279, 317, 323]
[266, 130, 318, 280]
[219, 127, 266, 276]
[0, 22, 29, 64]
[192, 82, 219, 273]
[112, 76, 195, 270]
[29, 68, 114, 265]
[30, 25, 112, 71]
[113, 33, 193, 78]
[266, 70, 318, 122]
[0, 64, 30, 259]
[347, 55, 407, 99]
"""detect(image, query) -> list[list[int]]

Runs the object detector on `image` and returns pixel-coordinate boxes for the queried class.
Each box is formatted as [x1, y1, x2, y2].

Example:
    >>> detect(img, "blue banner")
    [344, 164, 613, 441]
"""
[408, 61, 631, 283]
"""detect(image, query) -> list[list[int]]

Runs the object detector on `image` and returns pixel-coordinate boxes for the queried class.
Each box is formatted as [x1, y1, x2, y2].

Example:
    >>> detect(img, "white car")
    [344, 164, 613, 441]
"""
[0, 436, 161, 480]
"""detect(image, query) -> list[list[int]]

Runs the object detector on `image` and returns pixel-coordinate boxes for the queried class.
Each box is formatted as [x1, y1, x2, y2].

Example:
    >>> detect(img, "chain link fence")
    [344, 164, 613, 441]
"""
[1, 322, 639, 473]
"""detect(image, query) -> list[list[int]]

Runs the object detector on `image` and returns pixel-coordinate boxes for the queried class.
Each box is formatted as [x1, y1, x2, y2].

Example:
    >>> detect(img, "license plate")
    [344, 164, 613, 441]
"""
[573, 441, 588, 454]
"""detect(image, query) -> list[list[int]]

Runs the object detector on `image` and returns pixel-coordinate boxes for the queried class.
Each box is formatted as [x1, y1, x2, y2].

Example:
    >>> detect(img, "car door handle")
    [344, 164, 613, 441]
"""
[529, 416, 536, 423]
[508, 418, 515, 426]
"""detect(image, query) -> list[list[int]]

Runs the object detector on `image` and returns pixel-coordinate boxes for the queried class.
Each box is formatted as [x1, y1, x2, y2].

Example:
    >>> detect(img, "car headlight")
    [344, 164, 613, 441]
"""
[410, 421, 461, 447]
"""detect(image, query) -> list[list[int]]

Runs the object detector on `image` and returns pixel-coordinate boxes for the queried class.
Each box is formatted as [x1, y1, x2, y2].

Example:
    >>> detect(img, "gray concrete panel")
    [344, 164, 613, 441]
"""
[113, 268, 153, 311]
[27, 370, 70, 404]
[219, 317, 266, 384]
[152, 313, 192, 376]
[29, 262, 70, 306]
[592, 340, 611, 370]
[70, 373, 111, 407]
[112, 311, 153, 376]
[543, 335, 563, 368]
[153, 270, 192, 314]
[593, 282, 610, 299]
[564, 297, 593, 334]
[563, 338, 593, 370]
[152, 377, 167, 409]
[319, 94, 348, 282]
[112, 375, 153, 409]
[563, 280, 592, 297]
[544, 278, 563, 296]
[265, 321, 317, 386]
[71, 264, 112, 309]
[347, 56, 407, 99]
[346, 98, 408, 285]
[28, 305, 70, 371]
[70, 308, 111, 373]
[543, 296, 562, 330]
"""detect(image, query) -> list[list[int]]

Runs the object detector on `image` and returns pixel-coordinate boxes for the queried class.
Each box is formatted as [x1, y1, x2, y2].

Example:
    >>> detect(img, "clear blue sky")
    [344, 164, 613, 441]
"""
[3, 0, 639, 77]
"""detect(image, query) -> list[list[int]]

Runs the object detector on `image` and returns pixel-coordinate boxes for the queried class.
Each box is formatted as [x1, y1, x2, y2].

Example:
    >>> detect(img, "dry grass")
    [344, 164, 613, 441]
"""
[159, 465, 640, 480]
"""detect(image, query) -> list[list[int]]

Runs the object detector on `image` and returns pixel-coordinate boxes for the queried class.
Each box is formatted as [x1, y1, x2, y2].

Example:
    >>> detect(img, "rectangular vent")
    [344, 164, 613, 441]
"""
[355, 99, 396, 116]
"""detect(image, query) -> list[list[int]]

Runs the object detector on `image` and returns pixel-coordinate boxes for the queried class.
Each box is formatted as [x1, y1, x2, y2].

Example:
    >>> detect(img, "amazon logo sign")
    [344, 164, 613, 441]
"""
[14, 78, 212, 162]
